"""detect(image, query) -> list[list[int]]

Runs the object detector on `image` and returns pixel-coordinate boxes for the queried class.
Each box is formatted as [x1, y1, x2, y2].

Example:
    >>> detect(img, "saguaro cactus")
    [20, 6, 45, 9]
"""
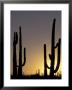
[43, 18, 61, 78]
[49, 18, 56, 77]
[13, 32, 18, 77]
[18, 26, 26, 77]
[48, 18, 61, 77]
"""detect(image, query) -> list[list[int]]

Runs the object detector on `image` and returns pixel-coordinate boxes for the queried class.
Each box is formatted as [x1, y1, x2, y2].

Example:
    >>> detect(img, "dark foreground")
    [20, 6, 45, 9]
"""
[11, 74, 61, 79]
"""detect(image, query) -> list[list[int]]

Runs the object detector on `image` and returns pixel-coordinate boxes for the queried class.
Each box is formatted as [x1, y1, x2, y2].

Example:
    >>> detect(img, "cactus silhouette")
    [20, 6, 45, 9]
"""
[13, 32, 18, 77]
[44, 44, 47, 77]
[44, 18, 61, 78]
[12, 26, 26, 78]
[54, 38, 61, 73]
[18, 26, 26, 77]
[48, 18, 61, 77]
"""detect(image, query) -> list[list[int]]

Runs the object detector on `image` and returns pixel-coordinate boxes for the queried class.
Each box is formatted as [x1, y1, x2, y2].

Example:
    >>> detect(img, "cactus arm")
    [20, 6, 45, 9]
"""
[46, 63, 51, 69]
[46, 54, 52, 69]
[54, 39, 61, 73]
[49, 54, 52, 60]
[17, 48, 26, 67]
[22, 48, 26, 66]
[53, 56, 60, 73]
[22, 57, 26, 66]
[22, 60, 26, 66]
[54, 42, 58, 48]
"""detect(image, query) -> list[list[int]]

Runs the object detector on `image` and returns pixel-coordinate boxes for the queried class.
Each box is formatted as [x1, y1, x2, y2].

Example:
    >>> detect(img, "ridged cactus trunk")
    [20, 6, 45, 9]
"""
[13, 32, 18, 77]
[44, 44, 47, 77]
[18, 26, 26, 77]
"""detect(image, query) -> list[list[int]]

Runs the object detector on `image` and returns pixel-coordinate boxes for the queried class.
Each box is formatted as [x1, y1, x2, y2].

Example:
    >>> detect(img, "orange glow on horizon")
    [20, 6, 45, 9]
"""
[22, 48, 62, 76]
[11, 43, 62, 77]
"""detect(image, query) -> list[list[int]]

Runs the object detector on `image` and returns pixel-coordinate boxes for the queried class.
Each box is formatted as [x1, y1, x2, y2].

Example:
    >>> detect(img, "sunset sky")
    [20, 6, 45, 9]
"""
[11, 11, 61, 76]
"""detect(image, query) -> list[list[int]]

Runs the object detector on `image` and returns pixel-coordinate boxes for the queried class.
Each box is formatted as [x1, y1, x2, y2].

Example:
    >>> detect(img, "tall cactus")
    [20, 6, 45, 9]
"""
[48, 18, 61, 77]
[18, 26, 26, 77]
[13, 32, 18, 77]
[49, 18, 56, 77]
[44, 18, 61, 78]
